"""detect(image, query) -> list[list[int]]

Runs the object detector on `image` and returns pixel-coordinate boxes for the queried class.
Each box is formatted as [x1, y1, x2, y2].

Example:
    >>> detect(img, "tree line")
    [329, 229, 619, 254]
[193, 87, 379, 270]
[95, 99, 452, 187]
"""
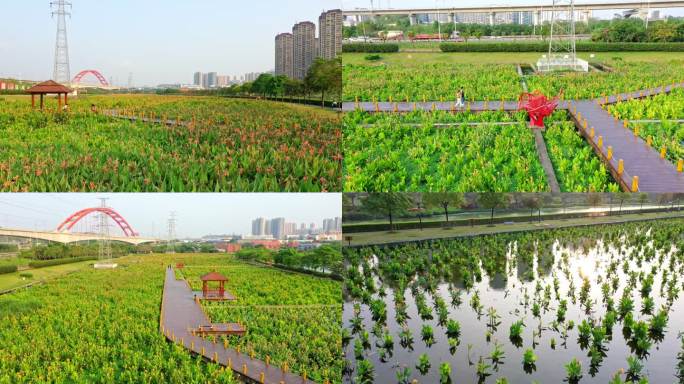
[234, 244, 342, 276]
[344, 192, 684, 229]
[218, 57, 341, 103]
[591, 19, 684, 42]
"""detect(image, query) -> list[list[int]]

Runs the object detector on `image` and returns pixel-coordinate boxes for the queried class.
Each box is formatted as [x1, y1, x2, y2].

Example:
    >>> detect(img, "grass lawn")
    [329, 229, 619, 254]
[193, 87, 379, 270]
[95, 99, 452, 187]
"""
[342, 51, 684, 66]
[0, 260, 94, 292]
[346, 210, 684, 246]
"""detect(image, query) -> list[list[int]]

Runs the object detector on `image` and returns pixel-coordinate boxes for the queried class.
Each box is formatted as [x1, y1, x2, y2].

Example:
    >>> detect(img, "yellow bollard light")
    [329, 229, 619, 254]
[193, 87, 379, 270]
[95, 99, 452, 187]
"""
[634, 125, 639, 137]
[590, 127, 595, 138]
[632, 176, 639, 192]
[618, 159, 624, 176]
[661, 146, 667, 159]
[243, 364, 247, 375]
[678, 159, 684, 172]
[597, 136, 603, 149]
[607, 146, 613, 160]
[260, 372, 265, 384]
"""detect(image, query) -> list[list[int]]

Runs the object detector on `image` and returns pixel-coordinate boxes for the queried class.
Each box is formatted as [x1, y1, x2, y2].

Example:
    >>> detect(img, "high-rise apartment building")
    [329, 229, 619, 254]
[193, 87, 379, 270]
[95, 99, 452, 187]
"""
[193, 72, 202, 87]
[275, 33, 294, 78]
[251, 217, 266, 236]
[270, 217, 286, 239]
[206, 72, 217, 88]
[319, 9, 343, 59]
[292, 21, 316, 80]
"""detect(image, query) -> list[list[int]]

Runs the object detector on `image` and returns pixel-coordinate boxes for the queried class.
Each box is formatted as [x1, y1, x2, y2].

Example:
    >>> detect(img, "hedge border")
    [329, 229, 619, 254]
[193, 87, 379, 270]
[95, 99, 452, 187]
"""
[343, 43, 400, 53]
[439, 42, 684, 52]
[28, 256, 98, 269]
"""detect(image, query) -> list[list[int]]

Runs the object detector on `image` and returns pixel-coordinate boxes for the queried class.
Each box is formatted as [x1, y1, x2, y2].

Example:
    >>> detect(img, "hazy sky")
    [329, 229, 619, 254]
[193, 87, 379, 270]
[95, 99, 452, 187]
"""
[343, 0, 684, 19]
[0, 0, 344, 86]
[0, 193, 341, 239]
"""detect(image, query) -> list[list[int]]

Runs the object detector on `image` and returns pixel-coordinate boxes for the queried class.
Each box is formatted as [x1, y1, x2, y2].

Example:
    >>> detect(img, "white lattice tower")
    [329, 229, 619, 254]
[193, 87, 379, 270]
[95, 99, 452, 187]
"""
[97, 198, 111, 261]
[51, 0, 72, 84]
[548, 0, 577, 63]
[166, 212, 177, 254]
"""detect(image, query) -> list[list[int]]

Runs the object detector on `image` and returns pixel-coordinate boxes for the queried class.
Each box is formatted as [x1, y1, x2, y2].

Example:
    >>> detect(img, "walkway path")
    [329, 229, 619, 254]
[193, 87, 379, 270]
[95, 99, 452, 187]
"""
[160, 267, 316, 384]
[342, 82, 684, 192]
[532, 129, 561, 193]
[103, 110, 190, 127]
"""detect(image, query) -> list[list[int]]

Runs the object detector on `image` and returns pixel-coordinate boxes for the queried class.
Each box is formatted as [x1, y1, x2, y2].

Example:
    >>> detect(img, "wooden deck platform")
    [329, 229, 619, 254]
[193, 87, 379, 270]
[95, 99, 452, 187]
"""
[192, 291, 237, 301]
[160, 267, 317, 384]
[192, 323, 247, 337]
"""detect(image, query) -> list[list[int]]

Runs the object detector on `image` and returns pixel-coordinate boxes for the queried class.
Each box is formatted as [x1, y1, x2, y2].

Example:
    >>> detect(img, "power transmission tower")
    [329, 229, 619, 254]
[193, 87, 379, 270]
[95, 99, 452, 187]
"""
[51, 0, 72, 84]
[97, 198, 111, 261]
[538, 0, 587, 72]
[166, 212, 177, 254]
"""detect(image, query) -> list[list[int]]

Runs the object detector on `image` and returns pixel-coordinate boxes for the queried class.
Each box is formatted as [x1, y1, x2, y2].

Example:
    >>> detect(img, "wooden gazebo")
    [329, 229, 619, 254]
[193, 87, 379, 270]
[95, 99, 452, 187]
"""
[25, 80, 72, 110]
[200, 271, 229, 300]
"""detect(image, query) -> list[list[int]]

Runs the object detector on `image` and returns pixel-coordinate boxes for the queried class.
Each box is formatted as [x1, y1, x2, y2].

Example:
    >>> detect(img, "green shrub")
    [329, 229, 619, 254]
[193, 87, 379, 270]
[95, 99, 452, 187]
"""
[0, 265, 18, 274]
[364, 54, 382, 61]
[440, 42, 684, 52]
[19, 272, 33, 279]
[343, 43, 399, 53]
[28, 256, 97, 268]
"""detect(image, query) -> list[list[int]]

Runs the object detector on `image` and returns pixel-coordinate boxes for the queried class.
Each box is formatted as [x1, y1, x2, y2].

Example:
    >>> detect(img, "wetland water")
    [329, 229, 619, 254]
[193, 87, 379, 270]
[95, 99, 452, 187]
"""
[343, 222, 684, 383]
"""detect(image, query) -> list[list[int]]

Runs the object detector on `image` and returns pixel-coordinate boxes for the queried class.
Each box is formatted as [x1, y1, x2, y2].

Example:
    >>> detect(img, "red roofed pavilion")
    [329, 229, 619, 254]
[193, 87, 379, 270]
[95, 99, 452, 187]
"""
[200, 271, 228, 299]
[25, 80, 72, 110]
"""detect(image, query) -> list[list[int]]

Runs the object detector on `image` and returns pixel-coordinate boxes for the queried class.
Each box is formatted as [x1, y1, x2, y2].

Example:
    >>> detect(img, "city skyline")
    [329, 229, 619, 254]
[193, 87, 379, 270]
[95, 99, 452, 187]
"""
[341, 0, 684, 18]
[0, 0, 344, 86]
[250, 215, 342, 239]
[0, 193, 341, 239]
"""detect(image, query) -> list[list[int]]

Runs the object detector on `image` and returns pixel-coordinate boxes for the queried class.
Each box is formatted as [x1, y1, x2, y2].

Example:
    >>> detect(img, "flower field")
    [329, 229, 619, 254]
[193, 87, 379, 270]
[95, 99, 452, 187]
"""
[0, 95, 341, 192]
[543, 113, 619, 192]
[343, 110, 616, 192]
[343, 63, 521, 102]
[0, 253, 240, 383]
[606, 88, 684, 166]
[526, 60, 684, 100]
[343, 217, 684, 383]
[182, 265, 343, 383]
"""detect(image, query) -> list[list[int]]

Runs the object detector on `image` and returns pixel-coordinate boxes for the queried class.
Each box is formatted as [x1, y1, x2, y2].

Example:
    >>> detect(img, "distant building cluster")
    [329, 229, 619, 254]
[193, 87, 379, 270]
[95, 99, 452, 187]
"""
[251, 216, 341, 239]
[190, 71, 271, 90]
[0, 79, 36, 91]
[343, 9, 593, 27]
[275, 9, 342, 80]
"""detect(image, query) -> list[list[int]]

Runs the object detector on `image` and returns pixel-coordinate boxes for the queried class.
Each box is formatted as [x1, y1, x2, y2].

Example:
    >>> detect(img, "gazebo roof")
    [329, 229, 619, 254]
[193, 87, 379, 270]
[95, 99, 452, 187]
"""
[200, 271, 228, 281]
[25, 80, 72, 94]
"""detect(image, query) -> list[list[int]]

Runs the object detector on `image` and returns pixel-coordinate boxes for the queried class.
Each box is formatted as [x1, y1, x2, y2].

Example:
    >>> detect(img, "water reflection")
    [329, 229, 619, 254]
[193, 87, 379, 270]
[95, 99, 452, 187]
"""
[343, 224, 683, 383]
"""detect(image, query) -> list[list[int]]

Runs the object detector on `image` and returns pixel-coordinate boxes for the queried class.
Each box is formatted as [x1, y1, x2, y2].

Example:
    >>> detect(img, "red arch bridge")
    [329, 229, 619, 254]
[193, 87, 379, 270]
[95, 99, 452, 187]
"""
[0, 207, 158, 245]
[71, 69, 110, 87]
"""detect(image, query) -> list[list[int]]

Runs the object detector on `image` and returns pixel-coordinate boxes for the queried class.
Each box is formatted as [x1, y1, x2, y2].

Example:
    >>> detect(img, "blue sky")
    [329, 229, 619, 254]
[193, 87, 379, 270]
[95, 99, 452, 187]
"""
[0, 0, 343, 86]
[0, 193, 341, 238]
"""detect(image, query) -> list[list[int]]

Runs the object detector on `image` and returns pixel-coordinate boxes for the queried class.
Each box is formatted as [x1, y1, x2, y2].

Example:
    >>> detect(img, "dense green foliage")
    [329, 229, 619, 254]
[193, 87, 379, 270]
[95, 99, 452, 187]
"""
[607, 88, 684, 166]
[344, 110, 546, 191]
[342, 43, 400, 53]
[234, 244, 343, 276]
[591, 19, 684, 43]
[543, 117, 619, 192]
[0, 265, 18, 274]
[0, 254, 240, 383]
[526, 59, 684, 99]
[440, 41, 684, 52]
[182, 264, 342, 383]
[19, 243, 132, 260]
[0, 95, 341, 192]
[27, 256, 98, 268]
[343, 63, 520, 101]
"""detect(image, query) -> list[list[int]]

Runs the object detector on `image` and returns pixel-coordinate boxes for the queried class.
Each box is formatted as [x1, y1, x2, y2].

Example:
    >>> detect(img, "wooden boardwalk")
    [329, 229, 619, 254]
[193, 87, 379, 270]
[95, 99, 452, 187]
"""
[342, 82, 684, 192]
[160, 267, 316, 384]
